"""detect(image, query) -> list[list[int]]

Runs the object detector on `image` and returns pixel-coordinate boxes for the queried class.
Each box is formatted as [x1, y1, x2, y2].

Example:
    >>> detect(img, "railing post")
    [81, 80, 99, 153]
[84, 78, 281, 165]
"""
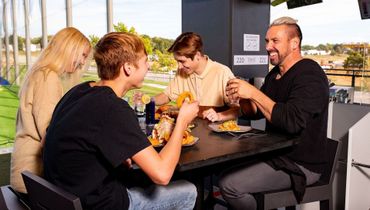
[351, 69, 355, 87]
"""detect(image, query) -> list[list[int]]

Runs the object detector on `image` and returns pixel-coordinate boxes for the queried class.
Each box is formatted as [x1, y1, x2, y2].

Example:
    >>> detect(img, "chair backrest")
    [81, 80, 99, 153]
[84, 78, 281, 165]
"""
[320, 138, 341, 184]
[21, 171, 82, 210]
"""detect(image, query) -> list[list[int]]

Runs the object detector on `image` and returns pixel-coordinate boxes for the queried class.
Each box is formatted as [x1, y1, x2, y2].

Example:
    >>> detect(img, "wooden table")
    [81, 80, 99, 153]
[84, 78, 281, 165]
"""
[175, 118, 297, 209]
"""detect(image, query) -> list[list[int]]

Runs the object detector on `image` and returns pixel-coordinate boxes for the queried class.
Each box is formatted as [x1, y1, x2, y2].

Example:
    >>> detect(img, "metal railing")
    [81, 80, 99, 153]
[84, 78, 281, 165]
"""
[325, 69, 370, 88]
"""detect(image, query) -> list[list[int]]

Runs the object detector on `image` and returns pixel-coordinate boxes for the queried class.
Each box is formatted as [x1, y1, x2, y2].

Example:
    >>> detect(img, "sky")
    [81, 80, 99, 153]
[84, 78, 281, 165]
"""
[1, 0, 370, 46]
[270, 0, 370, 45]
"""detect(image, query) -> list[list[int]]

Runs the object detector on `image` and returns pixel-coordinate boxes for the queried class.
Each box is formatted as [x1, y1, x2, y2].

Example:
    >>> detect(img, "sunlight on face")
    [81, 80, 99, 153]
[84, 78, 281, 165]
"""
[132, 53, 149, 88]
[265, 25, 292, 66]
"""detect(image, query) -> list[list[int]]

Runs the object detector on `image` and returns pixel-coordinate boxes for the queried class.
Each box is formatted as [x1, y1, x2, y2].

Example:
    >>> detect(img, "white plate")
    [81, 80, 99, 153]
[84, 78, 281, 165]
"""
[208, 123, 252, 133]
[149, 136, 199, 147]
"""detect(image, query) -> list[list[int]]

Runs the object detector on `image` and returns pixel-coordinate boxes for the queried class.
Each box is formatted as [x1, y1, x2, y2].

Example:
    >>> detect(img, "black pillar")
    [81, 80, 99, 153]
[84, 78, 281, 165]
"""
[182, 0, 270, 79]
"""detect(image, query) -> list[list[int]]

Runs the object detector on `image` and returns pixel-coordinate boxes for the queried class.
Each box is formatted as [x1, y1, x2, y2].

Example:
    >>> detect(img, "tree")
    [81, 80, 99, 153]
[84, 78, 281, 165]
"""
[113, 22, 153, 56]
[9, 34, 25, 51]
[332, 44, 344, 55]
[316, 44, 328, 51]
[31, 37, 42, 45]
[140, 35, 153, 55]
[301, 45, 315, 51]
[128, 26, 137, 34]
[113, 22, 128, 32]
[89, 35, 100, 47]
[30, 36, 53, 48]
[151, 37, 173, 52]
[156, 50, 177, 71]
[112, 22, 177, 72]
[343, 51, 367, 69]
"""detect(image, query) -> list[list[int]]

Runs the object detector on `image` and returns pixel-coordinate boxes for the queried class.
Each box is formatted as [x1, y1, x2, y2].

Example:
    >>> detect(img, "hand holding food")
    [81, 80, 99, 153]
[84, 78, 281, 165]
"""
[149, 92, 198, 147]
[149, 114, 197, 147]
[176, 91, 194, 108]
[151, 115, 175, 144]
[177, 99, 199, 126]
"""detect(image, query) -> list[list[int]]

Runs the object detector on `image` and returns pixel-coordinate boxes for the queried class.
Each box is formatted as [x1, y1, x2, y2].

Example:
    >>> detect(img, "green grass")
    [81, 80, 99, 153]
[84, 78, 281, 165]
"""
[82, 71, 166, 103]
[0, 85, 19, 148]
[0, 73, 167, 148]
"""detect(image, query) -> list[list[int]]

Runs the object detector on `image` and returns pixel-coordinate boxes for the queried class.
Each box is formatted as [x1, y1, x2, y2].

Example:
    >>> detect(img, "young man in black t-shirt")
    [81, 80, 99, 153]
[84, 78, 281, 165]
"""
[43, 32, 199, 210]
[219, 17, 329, 210]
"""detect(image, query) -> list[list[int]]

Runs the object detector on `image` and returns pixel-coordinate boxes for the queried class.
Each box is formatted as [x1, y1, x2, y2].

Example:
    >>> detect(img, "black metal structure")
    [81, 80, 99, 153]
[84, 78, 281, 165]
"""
[182, 0, 270, 79]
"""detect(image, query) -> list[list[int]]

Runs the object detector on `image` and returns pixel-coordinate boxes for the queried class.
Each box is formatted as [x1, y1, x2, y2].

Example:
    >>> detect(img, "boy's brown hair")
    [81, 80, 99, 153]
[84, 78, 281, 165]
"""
[94, 32, 147, 80]
[168, 32, 203, 60]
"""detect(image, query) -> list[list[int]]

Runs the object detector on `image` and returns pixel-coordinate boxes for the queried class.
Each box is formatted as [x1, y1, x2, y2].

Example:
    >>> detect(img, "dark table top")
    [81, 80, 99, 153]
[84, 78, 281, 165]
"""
[177, 119, 297, 172]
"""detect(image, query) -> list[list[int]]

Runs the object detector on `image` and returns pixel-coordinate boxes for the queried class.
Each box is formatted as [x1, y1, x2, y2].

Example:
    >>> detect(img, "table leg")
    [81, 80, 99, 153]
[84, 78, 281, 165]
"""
[193, 175, 204, 210]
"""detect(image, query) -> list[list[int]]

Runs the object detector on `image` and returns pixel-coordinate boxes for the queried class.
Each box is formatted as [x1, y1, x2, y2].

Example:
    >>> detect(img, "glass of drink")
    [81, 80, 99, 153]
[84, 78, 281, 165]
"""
[133, 90, 145, 116]
[227, 76, 239, 106]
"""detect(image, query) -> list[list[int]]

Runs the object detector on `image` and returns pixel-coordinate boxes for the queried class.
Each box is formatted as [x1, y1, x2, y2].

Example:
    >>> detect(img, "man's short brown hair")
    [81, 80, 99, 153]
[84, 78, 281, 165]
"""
[168, 32, 203, 60]
[94, 32, 147, 80]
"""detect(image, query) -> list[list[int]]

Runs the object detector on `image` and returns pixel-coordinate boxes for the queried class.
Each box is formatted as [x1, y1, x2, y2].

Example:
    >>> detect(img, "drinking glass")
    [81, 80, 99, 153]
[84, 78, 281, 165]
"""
[133, 90, 145, 116]
[227, 76, 239, 106]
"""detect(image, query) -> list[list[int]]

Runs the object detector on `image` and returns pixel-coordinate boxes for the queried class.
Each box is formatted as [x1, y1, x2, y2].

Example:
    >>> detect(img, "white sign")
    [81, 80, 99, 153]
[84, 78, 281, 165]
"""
[243, 34, 260, 51]
[233, 55, 268, 65]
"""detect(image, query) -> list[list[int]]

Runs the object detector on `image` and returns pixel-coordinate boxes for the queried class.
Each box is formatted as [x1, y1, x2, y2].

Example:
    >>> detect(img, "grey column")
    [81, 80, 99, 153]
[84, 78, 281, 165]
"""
[12, 0, 20, 85]
[66, 0, 72, 27]
[41, 0, 48, 49]
[106, 0, 113, 32]
[3, 0, 10, 80]
[24, 0, 32, 71]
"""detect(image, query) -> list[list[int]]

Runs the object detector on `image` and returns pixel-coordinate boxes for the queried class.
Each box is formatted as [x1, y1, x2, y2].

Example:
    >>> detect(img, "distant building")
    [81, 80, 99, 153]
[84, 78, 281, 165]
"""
[303, 49, 331, 55]
[30, 44, 40, 52]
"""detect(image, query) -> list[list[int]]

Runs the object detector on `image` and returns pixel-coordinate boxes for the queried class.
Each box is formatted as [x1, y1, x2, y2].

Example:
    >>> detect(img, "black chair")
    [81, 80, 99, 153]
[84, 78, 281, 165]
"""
[21, 171, 82, 210]
[254, 138, 341, 210]
[0, 185, 29, 210]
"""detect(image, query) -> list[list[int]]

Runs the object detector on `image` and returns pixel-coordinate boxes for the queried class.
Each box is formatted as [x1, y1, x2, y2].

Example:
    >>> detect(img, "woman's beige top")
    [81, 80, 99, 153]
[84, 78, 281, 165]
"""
[11, 70, 63, 193]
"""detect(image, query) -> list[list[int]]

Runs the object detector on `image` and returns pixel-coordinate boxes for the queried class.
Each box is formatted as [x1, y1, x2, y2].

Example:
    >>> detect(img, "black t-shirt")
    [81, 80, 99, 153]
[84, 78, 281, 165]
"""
[43, 82, 151, 210]
[260, 59, 329, 173]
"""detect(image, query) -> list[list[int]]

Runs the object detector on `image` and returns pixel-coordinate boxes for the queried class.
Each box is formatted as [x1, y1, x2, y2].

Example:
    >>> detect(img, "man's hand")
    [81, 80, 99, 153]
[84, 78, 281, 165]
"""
[153, 92, 171, 106]
[226, 78, 257, 100]
[202, 108, 221, 122]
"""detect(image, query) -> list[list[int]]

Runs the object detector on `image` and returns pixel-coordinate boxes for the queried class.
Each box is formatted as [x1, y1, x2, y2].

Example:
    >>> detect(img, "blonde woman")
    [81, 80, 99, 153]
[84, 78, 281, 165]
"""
[10, 27, 92, 194]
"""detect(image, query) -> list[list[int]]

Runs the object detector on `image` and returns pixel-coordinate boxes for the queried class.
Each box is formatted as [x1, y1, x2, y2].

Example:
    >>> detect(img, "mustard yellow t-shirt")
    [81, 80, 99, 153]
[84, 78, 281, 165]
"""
[164, 57, 234, 107]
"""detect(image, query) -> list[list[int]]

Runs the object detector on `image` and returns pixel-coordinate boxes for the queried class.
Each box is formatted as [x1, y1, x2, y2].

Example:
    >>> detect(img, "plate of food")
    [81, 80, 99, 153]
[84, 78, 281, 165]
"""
[148, 113, 198, 147]
[155, 105, 178, 120]
[208, 120, 252, 133]
[148, 135, 199, 147]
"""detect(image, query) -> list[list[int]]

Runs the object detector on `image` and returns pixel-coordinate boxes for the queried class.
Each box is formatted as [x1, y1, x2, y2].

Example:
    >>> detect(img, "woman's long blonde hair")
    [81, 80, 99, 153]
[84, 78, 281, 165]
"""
[20, 27, 91, 96]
